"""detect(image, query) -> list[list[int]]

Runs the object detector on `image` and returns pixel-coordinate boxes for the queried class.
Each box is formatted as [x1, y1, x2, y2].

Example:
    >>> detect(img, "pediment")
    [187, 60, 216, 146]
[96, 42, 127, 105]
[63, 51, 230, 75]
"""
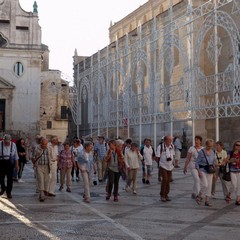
[0, 76, 14, 89]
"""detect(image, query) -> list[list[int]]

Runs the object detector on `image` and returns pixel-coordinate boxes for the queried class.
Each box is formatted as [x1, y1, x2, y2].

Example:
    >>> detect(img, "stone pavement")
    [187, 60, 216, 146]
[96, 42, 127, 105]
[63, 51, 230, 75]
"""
[0, 161, 239, 240]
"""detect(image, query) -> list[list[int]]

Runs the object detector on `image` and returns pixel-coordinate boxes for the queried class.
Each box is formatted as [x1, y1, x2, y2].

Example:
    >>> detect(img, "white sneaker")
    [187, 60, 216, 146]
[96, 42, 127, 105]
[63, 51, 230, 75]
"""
[18, 179, 24, 183]
[125, 186, 131, 193]
[133, 190, 137, 195]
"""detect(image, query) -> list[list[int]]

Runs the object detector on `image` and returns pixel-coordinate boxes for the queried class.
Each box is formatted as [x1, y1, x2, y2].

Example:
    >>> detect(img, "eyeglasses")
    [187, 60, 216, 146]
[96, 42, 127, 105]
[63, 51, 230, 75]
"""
[235, 144, 240, 147]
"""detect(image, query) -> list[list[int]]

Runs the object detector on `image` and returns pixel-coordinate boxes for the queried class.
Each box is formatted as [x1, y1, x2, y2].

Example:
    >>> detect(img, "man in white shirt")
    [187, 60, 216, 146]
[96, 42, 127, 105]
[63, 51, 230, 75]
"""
[156, 135, 175, 202]
[71, 138, 83, 182]
[0, 134, 19, 199]
[48, 135, 59, 197]
[140, 138, 156, 184]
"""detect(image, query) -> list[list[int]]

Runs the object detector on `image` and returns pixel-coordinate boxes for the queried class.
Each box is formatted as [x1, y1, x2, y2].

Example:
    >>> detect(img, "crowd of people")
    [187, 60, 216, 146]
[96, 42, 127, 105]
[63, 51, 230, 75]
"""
[0, 133, 239, 207]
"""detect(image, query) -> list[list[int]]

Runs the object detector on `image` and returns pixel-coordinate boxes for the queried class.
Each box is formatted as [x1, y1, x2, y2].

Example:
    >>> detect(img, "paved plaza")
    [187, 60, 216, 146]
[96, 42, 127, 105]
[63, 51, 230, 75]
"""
[0, 161, 239, 240]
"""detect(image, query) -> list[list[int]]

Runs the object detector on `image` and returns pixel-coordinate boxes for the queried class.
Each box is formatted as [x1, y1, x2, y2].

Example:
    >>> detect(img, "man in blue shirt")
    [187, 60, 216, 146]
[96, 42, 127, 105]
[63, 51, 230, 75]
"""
[94, 136, 107, 182]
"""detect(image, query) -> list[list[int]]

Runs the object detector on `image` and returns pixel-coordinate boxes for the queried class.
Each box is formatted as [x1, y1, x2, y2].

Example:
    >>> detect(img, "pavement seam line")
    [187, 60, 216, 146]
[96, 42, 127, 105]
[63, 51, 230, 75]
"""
[68, 193, 144, 240]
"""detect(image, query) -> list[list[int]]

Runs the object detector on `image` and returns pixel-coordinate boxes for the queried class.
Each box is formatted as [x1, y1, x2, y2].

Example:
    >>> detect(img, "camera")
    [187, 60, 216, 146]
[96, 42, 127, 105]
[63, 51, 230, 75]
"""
[167, 157, 172, 161]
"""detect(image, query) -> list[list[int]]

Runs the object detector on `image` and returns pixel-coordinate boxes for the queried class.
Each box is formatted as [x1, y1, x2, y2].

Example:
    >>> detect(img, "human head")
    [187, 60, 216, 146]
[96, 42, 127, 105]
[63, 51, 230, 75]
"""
[17, 138, 25, 147]
[108, 139, 116, 150]
[216, 141, 224, 151]
[40, 138, 48, 149]
[83, 141, 93, 152]
[205, 139, 214, 150]
[3, 134, 11, 146]
[116, 139, 124, 153]
[194, 135, 202, 147]
[164, 135, 172, 147]
[73, 138, 80, 146]
[233, 140, 240, 152]
[125, 138, 132, 147]
[130, 142, 138, 151]
[144, 138, 151, 147]
[63, 141, 70, 150]
[50, 135, 58, 145]
[98, 136, 104, 144]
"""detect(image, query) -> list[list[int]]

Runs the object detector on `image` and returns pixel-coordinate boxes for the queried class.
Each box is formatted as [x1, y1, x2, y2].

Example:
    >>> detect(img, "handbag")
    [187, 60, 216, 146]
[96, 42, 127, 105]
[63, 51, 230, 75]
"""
[205, 165, 216, 174]
[222, 164, 231, 182]
[202, 150, 216, 174]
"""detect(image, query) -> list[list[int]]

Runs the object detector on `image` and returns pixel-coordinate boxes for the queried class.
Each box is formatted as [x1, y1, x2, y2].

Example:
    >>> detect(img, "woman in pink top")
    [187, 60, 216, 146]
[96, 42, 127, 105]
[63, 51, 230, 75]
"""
[58, 142, 75, 192]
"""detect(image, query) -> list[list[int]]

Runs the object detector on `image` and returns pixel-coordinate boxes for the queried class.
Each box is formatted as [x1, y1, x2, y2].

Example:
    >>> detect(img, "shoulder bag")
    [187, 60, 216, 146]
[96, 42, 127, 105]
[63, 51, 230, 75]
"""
[202, 150, 216, 174]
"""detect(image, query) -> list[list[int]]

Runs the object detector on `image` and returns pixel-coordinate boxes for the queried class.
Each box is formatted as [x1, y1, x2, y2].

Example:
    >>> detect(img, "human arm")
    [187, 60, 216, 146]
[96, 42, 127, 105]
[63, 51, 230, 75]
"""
[195, 150, 203, 178]
[124, 152, 130, 169]
[183, 151, 192, 174]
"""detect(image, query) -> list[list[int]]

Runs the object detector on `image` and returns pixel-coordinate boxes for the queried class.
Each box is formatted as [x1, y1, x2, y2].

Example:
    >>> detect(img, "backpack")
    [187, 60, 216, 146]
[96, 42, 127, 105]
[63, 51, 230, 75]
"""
[157, 142, 174, 157]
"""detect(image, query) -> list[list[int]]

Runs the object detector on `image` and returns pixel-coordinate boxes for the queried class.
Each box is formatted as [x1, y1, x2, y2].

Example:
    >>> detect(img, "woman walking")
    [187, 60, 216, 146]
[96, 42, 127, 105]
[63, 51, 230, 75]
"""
[227, 140, 240, 205]
[105, 139, 125, 202]
[183, 136, 203, 199]
[195, 139, 215, 206]
[16, 138, 27, 182]
[125, 142, 143, 195]
[211, 141, 229, 200]
[77, 141, 94, 203]
[58, 141, 75, 192]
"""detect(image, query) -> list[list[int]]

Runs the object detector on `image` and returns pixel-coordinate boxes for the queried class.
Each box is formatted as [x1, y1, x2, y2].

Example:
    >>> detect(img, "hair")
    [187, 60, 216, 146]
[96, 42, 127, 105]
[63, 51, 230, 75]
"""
[40, 137, 48, 144]
[116, 139, 124, 146]
[125, 138, 132, 145]
[73, 139, 80, 143]
[50, 135, 58, 142]
[164, 135, 172, 142]
[216, 141, 224, 148]
[16, 138, 24, 148]
[131, 142, 138, 148]
[144, 138, 151, 143]
[205, 138, 214, 146]
[83, 141, 93, 149]
[108, 139, 116, 146]
[195, 135, 202, 143]
[232, 140, 240, 151]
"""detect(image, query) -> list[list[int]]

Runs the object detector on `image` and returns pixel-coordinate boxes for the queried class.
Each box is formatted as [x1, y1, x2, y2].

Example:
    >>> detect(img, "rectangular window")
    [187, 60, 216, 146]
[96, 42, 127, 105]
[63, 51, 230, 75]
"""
[16, 26, 29, 30]
[61, 106, 68, 119]
[47, 121, 52, 129]
[0, 20, 10, 23]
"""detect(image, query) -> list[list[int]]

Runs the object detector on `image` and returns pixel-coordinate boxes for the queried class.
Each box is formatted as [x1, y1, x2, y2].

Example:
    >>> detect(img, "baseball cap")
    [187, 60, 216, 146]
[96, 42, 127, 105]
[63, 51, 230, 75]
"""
[3, 134, 11, 142]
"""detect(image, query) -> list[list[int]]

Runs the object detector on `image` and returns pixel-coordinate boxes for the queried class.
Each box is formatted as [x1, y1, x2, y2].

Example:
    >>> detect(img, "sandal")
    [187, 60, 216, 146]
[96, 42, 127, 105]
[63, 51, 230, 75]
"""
[205, 201, 212, 207]
[225, 193, 231, 202]
[196, 195, 202, 205]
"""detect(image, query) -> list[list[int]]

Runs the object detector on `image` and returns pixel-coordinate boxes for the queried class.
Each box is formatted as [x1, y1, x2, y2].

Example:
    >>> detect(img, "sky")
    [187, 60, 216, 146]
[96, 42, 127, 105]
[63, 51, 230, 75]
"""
[19, 0, 148, 82]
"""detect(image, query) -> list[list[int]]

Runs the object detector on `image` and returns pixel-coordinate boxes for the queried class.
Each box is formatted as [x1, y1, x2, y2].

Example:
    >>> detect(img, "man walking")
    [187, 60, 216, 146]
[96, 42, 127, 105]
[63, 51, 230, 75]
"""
[48, 135, 59, 197]
[0, 134, 19, 199]
[156, 135, 175, 202]
[32, 138, 51, 202]
[94, 136, 107, 182]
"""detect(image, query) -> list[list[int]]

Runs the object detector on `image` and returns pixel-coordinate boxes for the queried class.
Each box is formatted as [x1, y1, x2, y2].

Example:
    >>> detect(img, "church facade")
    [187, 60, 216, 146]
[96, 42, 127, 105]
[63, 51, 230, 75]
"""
[0, 0, 69, 142]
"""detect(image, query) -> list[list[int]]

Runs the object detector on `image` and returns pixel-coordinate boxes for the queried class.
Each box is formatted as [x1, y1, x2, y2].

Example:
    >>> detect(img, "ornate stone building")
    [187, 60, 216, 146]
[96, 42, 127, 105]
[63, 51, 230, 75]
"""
[72, 0, 240, 150]
[0, 0, 69, 141]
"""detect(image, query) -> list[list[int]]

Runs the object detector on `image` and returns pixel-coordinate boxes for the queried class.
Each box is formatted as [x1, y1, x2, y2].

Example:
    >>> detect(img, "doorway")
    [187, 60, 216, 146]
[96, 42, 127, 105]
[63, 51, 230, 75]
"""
[0, 99, 5, 131]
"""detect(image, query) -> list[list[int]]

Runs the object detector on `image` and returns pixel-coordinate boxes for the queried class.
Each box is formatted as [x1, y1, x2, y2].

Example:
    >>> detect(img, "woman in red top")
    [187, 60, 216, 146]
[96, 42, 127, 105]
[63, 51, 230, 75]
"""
[227, 140, 240, 205]
[58, 142, 75, 192]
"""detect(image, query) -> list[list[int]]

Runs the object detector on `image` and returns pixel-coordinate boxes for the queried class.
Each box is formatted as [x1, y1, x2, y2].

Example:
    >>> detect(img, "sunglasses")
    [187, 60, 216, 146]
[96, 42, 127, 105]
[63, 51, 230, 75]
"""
[235, 144, 240, 147]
